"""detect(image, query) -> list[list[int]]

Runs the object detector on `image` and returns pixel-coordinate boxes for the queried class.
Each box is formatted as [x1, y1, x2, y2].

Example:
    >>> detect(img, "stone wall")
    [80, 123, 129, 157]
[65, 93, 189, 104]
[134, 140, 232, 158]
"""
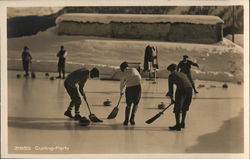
[57, 20, 223, 44]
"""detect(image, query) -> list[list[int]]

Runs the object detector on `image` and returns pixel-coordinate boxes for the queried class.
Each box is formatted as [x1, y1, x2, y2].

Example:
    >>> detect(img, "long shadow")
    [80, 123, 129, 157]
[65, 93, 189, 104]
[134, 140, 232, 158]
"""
[185, 110, 244, 153]
[142, 96, 242, 100]
[144, 107, 161, 110]
[8, 116, 169, 131]
[9, 117, 67, 121]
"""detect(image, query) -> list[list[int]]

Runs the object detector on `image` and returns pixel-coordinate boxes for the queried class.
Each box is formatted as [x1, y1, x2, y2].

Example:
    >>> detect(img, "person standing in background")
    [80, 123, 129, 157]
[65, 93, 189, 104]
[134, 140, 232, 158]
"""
[21, 46, 32, 77]
[56, 45, 67, 79]
[177, 55, 199, 94]
[143, 44, 159, 79]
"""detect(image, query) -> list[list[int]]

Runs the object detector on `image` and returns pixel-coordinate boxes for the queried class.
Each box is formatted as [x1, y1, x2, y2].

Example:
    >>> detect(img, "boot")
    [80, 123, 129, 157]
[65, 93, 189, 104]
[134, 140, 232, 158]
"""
[64, 110, 73, 119]
[123, 106, 131, 125]
[130, 114, 135, 125]
[74, 114, 82, 121]
[169, 113, 181, 131]
[169, 124, 181, 131]
[180, 122, 185, 128]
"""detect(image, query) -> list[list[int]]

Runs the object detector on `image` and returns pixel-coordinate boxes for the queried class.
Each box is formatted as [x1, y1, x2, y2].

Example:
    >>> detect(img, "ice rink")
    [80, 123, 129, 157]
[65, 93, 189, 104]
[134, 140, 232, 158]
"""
[7, 71, 244, 154]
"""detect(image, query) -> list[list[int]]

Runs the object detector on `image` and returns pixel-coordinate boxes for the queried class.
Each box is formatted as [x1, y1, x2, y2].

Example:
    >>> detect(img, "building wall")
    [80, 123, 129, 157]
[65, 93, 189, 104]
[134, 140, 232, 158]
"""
[57, 21, 223, 44]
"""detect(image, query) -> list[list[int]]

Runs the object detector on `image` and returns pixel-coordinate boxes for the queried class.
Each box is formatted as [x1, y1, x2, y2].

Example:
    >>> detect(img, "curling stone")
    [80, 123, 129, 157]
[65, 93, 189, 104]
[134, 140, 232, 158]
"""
[210, 85, 216, 88]
[104, 99, 112, 106]
[45, 72, 49, 77]
[198, 84, 205, 88]
[158, 102, 166, 109]
[222, 83, 228, 88]
[31, 72, 36, 79]
[16, 74, 21, 78]
[152, 81, 157, 84]
[79, 117, 90, 126]
[50, 76, 55, 80]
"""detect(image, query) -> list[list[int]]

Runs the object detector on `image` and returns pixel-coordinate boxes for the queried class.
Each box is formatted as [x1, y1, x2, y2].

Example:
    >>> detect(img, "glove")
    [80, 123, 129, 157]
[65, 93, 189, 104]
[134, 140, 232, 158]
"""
[166, 92, 171, 97]
[171, 98, 175, 104]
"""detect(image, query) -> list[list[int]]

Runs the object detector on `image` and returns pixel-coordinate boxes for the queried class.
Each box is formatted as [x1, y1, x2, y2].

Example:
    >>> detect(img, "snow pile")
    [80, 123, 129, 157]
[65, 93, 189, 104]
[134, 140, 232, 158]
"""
[7, 27, 243, 83]
[56, 13, 224, 25]
[7, 7, 63, 18]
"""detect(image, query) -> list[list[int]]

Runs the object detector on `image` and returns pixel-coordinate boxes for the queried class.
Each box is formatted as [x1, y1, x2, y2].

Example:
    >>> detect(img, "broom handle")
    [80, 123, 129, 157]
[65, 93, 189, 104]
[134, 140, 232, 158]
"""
[30, 61, 32, 71]
[161, 103, 174, 114]
[116, 95, 122, 108]
[84, 98, 92, 114]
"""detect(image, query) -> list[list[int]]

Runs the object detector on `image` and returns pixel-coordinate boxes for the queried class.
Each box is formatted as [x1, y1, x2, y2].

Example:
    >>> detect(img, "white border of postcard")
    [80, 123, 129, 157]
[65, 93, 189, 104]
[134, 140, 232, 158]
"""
[0, 0, 249, 159]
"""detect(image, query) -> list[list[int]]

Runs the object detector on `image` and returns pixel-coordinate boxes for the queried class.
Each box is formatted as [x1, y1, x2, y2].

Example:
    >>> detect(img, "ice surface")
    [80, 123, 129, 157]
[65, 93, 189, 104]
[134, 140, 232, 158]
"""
[7, 71, 244, 154]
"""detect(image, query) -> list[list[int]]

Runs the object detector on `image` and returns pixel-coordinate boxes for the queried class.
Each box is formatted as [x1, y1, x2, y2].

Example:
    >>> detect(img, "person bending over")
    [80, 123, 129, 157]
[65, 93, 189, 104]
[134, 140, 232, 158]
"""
[120, 61, 142, 125]
[64, 68, 99, 120]
[166, 64, 193, 131]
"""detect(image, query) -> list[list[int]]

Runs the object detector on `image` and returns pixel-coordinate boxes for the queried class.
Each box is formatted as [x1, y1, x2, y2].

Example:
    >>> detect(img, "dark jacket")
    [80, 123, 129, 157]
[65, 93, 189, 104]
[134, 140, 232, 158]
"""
[143, 45, 159, 71]
[22, 51, 32, 63]
[177, 60, 198, 74]
[167, 72, 192, 98]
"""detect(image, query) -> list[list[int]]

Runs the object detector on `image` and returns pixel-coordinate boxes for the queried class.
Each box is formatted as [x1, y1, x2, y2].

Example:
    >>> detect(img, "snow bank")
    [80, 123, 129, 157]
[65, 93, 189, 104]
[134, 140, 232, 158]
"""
[56, 14, 224, 44]
[56, 14, 224, 25]
[7, 27, 243, 83]
[7, 7, 63, 18]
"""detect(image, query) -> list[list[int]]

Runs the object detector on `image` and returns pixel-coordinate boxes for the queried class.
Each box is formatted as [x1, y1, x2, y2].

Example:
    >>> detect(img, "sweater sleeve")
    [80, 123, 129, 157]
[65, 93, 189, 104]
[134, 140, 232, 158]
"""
[120, 76, 126, 93]
[167, 75, 174, 98]
[190, 60, 199, 67]
[177, 61, 181, 72]
[63, 51, 68, 58]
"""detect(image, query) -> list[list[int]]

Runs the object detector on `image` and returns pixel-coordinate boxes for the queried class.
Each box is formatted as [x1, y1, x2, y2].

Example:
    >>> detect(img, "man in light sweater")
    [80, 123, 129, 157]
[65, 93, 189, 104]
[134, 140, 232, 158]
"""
[120, 61, 142, 125]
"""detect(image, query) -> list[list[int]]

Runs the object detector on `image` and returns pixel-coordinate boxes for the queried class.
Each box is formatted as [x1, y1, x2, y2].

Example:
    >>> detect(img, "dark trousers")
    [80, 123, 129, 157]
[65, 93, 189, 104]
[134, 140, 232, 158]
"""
[174, 87, 193, 113]
[58, 59, 65, 77]
[22, 61, 29, 75]
[186, 73, 194, 85]
[64, 82, 81, 113]
[124, 85, 141, 121]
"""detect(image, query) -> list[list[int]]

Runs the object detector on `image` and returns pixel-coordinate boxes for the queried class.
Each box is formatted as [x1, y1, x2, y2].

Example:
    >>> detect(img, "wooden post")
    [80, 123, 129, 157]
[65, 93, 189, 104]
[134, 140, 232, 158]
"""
[232, 6, 235, 42]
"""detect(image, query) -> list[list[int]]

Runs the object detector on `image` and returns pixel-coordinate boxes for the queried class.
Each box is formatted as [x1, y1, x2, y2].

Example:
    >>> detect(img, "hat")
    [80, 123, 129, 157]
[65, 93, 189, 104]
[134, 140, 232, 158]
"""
[183, 55, 188, 58]
[24, 46, 29, 50]
[167, 64, 177, 71]
[120, 61, 128, 72]
[90, 68, 99, 78]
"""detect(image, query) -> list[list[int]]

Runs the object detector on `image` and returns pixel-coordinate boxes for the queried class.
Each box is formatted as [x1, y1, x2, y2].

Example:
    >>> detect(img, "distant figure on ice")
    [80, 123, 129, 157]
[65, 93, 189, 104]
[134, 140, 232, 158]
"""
[64, 68, 99, 120]
[56, 45, 67, 79]
[120, 61, 142, 125]
[21, 46, 32, 77]
[143, 45, 159, 79]
[166, 64, 193, 131]
[177, 55, 199, 94]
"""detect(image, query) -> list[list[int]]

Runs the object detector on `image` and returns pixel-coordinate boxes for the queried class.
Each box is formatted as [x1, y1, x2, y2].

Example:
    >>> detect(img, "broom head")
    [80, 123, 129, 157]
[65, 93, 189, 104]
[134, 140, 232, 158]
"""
[107, 107, 119, 119]
[145, 112, 163, 124]
[89, 114, 103, 122]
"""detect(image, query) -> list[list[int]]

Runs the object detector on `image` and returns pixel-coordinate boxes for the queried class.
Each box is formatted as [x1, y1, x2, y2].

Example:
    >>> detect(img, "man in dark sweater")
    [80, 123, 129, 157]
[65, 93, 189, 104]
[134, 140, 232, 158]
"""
[166, 64, 193, 131]
[177, 55, 199, 94]
[64, 68, 99, 120]
[21, 46, 32, 77]
[56, 46, 67, 79]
